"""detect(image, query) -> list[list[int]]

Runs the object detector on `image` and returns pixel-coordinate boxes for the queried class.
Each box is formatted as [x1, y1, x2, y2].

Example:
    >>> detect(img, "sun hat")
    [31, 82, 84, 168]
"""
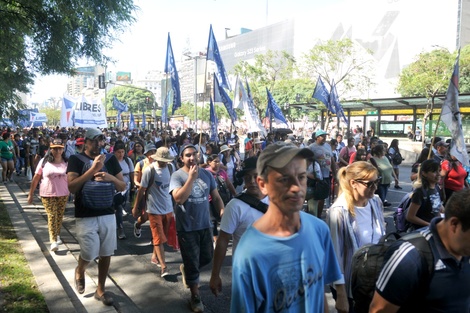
[257, 142, 313, 176]
[219, 145, 232, 153]
[151, 147, 174, 162]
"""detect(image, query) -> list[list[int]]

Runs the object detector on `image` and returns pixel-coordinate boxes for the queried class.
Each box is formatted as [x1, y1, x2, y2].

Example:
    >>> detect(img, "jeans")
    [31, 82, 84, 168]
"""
[377, 184, 390, 203]
[178, 228, 213, 286]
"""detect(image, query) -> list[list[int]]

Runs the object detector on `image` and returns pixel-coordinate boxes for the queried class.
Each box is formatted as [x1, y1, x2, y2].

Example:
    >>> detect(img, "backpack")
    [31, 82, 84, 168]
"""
[235, 193, 268, 214]
[75, 153, 115, 211]
[351, 232, 434, 313]
[392, 151, 403, 165]
[393, 192, 413, 232]
[214, 173, 232, 205]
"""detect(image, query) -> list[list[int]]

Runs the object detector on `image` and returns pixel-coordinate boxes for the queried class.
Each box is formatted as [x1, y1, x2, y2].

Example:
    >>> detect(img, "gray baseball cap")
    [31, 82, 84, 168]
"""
[257, 142, 313, 176]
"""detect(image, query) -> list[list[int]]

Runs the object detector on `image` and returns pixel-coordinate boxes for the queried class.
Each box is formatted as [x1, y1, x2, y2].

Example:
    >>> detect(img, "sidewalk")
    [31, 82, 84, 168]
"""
[0, 174, 216, 313]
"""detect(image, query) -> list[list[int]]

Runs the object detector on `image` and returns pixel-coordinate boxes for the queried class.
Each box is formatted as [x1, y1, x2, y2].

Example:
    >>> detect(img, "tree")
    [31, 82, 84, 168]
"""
[105, 85, 154, 114]
[0, 0, 137, 117]
[41, 108, 61, 126]
[300, 38, 376, 98]
[396, 47, 458, 140]
[233, 50, 297, 119]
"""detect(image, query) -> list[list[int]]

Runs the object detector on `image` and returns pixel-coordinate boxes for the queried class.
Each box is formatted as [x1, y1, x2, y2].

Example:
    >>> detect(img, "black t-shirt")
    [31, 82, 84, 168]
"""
[410, 186, 442, 227]
[67, 152, 122, 217]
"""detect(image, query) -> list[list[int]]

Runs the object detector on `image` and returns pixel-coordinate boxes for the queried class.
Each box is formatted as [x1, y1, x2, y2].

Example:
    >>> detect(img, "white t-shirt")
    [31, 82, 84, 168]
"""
[354, 203, 382, 247]
[220, 195, 269, 256]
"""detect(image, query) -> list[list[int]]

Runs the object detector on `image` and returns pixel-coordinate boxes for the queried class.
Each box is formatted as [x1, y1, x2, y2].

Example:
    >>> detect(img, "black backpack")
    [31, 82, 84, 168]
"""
[392, 151, 403, 165]
[393, 192, 413, 232]
[351, 232, 434, 313]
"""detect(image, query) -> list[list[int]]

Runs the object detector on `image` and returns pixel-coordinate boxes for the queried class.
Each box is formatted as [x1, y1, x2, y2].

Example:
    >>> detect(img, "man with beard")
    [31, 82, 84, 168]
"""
[170, 144, 224, 312]
[67, 128, 126, 306]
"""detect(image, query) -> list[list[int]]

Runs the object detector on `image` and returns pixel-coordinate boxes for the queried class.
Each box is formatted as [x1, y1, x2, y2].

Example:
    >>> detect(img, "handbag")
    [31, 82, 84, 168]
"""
[312, 179, 330, 200]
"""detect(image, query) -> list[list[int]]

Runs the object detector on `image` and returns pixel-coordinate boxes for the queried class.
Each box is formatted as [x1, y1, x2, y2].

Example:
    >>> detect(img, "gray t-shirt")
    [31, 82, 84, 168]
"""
[309, 142, 333, 178]
[170, 168, 216, 232]
[141, 163, 173, 215]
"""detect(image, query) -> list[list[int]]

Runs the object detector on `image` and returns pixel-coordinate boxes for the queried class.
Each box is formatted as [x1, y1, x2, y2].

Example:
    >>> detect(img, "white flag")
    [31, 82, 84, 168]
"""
[440, 51, 469, 166]
[233, 76, 249, 110]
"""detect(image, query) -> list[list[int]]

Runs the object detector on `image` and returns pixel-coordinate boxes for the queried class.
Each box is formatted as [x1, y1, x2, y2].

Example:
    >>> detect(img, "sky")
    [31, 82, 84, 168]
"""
[30, 0, 458, 103]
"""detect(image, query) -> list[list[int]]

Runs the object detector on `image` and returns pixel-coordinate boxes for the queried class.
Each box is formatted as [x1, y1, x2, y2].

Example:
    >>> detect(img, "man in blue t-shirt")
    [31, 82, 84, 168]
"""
[230, 142, 348, 313]
[370, 189, 470, 313]
[170, 144, 224, 313]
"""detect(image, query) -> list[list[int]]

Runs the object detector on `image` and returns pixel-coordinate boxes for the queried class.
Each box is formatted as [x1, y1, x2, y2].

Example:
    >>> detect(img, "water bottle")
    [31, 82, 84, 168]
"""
[396, 207, 404, 231]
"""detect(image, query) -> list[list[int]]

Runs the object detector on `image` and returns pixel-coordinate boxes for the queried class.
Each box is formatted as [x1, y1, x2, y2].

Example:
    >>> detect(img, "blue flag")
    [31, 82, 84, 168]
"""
[266, 88, 288, 125]
[207, 25, 231, 91]
[112, 96, 129, 112]
[209, 97, 218, 141]
[312, 76, 333, 113]
[116, 111, 121, 128]
[141, 112, 146, 129]
[245, 79, 267, 136]
[330, 80, 348, 125]
[162, 89, 171, 124]
[129, 111, 135, 129]
[164, 33, 182, 114]
[213, 74, 237, 123]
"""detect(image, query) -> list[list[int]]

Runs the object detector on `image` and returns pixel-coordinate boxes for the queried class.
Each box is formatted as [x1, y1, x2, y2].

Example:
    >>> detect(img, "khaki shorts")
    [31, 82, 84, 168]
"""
[75, 214, 116, 261]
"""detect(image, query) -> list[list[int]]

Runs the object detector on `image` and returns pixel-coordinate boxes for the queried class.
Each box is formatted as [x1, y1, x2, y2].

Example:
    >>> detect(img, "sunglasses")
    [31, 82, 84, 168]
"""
[354, 177, 381, 188]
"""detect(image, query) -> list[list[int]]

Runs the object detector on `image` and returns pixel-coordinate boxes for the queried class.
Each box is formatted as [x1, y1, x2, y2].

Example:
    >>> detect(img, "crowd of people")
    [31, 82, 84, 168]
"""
[3, 123, 468, 312]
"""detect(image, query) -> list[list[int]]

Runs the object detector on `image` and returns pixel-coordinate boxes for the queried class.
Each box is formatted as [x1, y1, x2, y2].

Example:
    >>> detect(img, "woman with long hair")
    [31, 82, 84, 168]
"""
[405, 159, 444, 229]
[410, 148, 434, 181]
[327, 161, 386, 311]
[370, 144, 399, 207]
[128, 140, 145, 165]
[388, 139, 403, 189]
[27, 138, 69, 251]
[0, 132, 15, 182]
[352, 148, 367, 163]
[440, 153, 469, 204]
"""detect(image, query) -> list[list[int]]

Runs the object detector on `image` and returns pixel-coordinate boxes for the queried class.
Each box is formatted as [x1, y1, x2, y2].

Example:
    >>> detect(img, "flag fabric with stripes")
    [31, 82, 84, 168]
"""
[164, 33, 182, 114]
[141, 112, 146, 129]
[214, 74, 237, 123]
[244, 79, 266, 136]
[266, 88, 288, 126]
[440, 51, 469, 166]
[207, 25, 231, 91]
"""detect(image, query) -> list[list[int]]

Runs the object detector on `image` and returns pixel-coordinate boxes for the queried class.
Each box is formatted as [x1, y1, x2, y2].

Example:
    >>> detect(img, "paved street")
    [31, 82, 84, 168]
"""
[2, 164, 414, 312]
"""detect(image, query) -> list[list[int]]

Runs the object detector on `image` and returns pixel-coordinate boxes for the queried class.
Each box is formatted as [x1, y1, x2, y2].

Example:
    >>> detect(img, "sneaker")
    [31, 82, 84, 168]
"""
[50, 242, 59, 252]
[134, 222, 141, 238]
[383, 201, 392, 207]
[190, 294, 204, 313]
[180, 264, 189, 288]
[118, 228, 126, 240]
[394, 185, 403, 190]
[122, 208, 128, 217]
[161, 267, 170, 277]
[56, 236, 63, 245]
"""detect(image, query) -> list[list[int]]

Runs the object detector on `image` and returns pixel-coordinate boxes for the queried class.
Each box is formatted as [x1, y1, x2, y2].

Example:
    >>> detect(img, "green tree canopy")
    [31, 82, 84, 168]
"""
[300, 38, 376, 99]
[1, 0, 137, 117]
[105, 85, 154, 114]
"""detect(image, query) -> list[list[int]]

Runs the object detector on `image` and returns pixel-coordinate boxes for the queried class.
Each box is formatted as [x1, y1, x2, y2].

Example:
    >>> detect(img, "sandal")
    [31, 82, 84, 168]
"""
[94, 291, 114, 306]
[74, 267, 85, 294]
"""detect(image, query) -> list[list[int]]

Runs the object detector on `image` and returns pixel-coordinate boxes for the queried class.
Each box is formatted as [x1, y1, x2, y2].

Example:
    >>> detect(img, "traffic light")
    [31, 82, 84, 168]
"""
[98, 74, 106, 89]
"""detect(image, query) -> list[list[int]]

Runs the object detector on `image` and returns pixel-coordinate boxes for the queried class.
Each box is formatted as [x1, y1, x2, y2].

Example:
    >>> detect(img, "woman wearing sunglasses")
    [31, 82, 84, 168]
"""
[27, 139, 69, 252]
[326, 161, 386, 312]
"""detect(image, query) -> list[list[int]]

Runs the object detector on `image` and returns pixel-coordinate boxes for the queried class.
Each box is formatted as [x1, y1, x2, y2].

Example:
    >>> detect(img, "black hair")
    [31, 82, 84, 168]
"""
[114, 140, 126, 151]
[445, 189, 470, 231]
